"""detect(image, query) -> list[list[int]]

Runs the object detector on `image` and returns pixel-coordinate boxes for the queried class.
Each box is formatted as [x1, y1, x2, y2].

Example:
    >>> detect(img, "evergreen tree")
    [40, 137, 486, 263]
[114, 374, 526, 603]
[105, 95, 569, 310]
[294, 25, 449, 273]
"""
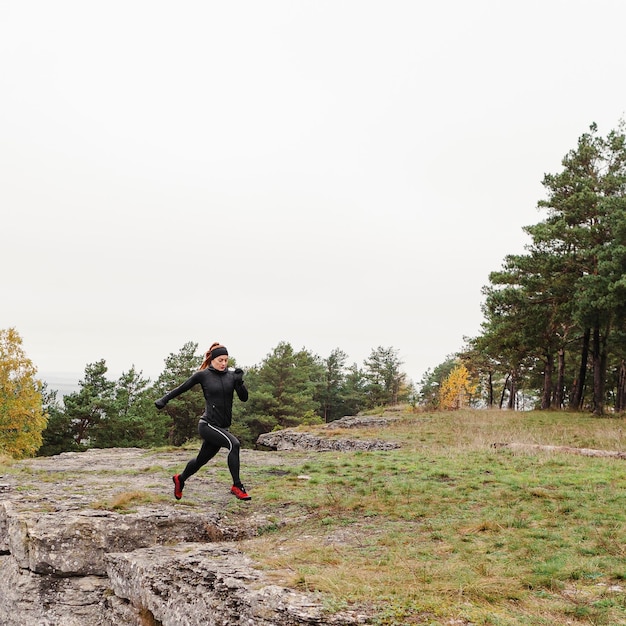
[315, 348, 347, 422]
[471, 123, 626, 413]
[528, 123, 626, 414]
[314, 348, 384, 422]
[237, 342, 322, 443]
[363, 346, 406, 407]
[339, 363, 369, 417]
[38, 383, 79, 456]
[92, 367, 169, 448]
[153, 342, 204, 445]
[63, 360, 115, 446]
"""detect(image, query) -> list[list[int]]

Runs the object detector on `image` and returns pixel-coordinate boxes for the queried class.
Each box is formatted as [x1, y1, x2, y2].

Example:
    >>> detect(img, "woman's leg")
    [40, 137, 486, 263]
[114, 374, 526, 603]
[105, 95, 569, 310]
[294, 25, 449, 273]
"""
[180, 438, 221, 482]
[224, 432, 242, 487]
[199, 423, 243, 486]
[221, 431, 251, 499]
[172, 423, 223, 499]
[174, 423, 247, 498]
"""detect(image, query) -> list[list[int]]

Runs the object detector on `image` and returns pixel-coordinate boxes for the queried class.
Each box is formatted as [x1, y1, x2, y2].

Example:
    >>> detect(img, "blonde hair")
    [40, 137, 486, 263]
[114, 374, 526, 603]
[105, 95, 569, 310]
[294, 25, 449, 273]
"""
[200, 342, 227, 370]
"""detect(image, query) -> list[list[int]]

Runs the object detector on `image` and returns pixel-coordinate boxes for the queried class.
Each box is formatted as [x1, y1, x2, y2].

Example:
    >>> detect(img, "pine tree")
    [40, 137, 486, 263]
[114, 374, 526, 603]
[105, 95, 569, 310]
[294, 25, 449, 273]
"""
[237, 342, 322, 441]
[92, 367, 169, 448]
[363, 346, 406, 407]
[153, 342, 204, 445]
[530, 123, 626, 414]
[38, 383, 78, 456]
[317, 348, 348, 422]
[472, 123, 626, 413]
[63, 360, 115, 446]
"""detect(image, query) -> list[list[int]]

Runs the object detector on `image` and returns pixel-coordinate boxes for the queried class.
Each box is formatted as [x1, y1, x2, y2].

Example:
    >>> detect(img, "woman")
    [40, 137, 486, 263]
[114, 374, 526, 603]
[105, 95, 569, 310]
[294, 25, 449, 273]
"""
[155, 342, 251, 500]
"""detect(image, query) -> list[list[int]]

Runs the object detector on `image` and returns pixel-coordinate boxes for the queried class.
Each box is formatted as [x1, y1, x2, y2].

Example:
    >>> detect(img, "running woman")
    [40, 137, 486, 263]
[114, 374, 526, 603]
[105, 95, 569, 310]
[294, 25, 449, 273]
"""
[155, 342, 251, 500]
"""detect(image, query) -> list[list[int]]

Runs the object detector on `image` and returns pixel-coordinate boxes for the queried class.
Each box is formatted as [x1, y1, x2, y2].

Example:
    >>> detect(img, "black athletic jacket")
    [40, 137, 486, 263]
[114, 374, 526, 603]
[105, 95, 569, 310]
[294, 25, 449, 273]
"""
[156, 367, 248, 428]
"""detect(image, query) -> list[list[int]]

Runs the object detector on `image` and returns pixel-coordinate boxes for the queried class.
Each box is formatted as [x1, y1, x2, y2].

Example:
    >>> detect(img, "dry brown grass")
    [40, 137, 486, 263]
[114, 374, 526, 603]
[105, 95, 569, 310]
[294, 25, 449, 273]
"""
[91, 490, 167, 512]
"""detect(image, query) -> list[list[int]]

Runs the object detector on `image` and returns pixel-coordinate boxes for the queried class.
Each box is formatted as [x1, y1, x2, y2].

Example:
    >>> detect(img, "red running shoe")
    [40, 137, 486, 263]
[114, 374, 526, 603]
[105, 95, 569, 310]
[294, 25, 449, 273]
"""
[231, 484, 251, 500]
[172, 474, 184, 500]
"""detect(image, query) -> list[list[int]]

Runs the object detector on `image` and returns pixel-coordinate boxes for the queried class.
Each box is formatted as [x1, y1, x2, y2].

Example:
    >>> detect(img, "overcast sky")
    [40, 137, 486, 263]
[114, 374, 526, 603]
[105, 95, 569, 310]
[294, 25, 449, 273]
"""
[2, 0, 625, 388]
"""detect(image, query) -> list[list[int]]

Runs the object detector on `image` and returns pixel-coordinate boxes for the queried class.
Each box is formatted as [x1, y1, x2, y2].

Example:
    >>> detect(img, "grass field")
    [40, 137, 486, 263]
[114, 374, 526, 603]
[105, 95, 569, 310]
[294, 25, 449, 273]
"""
[236, 410, 626, 625]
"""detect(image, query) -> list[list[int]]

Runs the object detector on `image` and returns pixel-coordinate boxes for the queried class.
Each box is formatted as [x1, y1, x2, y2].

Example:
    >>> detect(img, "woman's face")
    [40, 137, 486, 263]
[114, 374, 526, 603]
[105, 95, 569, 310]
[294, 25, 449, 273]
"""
[211, 355, 229, 371]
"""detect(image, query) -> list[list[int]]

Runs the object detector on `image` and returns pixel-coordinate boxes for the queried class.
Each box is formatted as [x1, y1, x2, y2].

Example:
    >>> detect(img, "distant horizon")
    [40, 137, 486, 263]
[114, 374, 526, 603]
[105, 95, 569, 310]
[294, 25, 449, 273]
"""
[39, 371, 82, 398]
[40, 371, 82, 379]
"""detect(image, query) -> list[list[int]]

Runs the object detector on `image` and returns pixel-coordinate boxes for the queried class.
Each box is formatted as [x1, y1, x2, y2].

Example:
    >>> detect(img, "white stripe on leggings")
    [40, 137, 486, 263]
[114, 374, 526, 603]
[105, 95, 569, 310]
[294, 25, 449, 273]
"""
[207, 423, 233, 452]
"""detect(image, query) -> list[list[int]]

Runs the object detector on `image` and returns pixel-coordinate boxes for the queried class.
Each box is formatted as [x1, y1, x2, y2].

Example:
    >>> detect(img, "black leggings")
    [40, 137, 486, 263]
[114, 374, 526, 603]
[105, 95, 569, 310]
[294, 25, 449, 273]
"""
[180, 421, 242, 486]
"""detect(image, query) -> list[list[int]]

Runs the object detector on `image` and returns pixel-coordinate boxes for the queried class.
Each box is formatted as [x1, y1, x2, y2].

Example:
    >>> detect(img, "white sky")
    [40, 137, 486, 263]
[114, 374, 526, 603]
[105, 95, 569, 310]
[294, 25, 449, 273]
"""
[2, 0, 625, 387]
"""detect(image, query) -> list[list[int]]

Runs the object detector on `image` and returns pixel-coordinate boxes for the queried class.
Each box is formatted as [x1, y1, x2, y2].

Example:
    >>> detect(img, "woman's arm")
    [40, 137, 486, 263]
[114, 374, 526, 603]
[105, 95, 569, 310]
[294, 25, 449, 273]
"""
[155, 371, 202, 409]
[233, 368, 248, 402]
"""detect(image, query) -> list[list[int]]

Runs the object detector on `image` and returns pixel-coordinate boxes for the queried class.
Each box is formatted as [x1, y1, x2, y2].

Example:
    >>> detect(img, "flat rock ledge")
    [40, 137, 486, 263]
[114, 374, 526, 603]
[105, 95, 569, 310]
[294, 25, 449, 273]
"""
[105, 543, 365, 626]
[0, 447, 368, 626]
[257, 415, 401, 452]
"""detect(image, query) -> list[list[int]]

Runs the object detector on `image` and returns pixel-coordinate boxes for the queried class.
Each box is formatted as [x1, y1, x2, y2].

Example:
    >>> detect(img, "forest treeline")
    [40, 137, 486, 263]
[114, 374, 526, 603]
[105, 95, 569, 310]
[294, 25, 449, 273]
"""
[38, 341, 410, 456]
[420, 122, 626, 415]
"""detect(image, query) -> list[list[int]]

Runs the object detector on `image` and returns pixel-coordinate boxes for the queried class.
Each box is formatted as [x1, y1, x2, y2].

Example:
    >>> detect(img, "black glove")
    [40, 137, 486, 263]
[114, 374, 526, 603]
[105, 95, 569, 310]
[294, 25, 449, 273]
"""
[155, 398, 167, 410]
[233, 368, 244, 384]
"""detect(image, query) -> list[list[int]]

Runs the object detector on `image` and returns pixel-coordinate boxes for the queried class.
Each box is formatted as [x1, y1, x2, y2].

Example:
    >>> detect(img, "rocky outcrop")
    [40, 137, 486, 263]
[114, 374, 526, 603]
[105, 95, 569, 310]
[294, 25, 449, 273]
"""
[326, 415, 401, 429]
[0, 554, 114, 626]
[257, 415, 401, 452]
[0, 501, 231, 576]
[0, 447, 367, 626]
[105, 543, 364, 625]
[257, 430, 400, 452]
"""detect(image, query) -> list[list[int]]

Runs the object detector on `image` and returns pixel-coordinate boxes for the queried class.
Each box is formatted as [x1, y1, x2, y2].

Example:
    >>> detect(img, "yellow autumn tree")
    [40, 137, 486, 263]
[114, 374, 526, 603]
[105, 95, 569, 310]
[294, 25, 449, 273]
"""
[0, 328, 47, 458]
[438, 364, 476, 410]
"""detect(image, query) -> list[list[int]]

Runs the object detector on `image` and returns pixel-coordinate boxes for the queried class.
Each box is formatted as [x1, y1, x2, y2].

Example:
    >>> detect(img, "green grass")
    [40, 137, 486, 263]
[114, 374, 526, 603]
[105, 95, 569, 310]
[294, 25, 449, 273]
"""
[237, 410, 626, 625]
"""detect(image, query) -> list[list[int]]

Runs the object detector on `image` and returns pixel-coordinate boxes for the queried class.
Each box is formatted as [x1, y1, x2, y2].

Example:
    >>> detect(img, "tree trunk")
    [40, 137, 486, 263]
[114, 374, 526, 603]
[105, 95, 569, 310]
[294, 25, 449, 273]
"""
[499, 373, 510, 409]
[592, 322, 608, 416]
[487, 370, 494, 408]
[555, 348, 565, 409]
[507, 373, 516, 410]
[571, 328, 590, 409]
[541, 353, 553, 410]
[617, 359, 626, 412]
